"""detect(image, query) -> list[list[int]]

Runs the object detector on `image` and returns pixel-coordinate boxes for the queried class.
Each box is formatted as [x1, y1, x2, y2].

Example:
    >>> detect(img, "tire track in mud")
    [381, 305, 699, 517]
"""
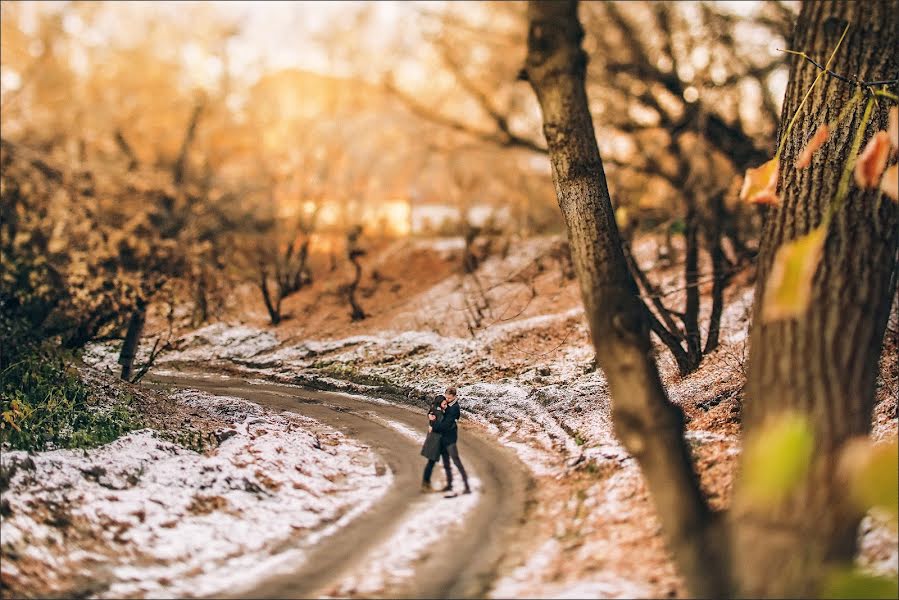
[152, 374, 533, 599]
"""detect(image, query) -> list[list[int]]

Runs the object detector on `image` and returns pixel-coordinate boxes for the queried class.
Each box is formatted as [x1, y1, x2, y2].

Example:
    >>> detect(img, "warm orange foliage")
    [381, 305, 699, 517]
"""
[795, 124, 829, 169]
[854, 131, 891, 189]
[881, 164, 898, 202]
[739, 158, 780, 206]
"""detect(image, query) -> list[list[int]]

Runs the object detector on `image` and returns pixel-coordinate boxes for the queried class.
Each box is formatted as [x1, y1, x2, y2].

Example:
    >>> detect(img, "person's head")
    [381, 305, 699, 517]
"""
[432, 395, 446, 412]
[445, 387, 457, 402]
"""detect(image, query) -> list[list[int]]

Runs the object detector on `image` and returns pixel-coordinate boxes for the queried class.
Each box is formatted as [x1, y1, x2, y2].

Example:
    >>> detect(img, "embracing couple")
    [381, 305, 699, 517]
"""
[419, 386, 471, 495]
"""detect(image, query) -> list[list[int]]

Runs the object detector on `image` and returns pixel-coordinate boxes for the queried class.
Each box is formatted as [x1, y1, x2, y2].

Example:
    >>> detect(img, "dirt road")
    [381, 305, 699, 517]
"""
[152, 374, 532, 599]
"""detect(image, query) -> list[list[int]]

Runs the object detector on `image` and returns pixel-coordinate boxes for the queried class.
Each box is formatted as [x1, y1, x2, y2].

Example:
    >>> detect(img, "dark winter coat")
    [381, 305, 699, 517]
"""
[432, 401, 461, 447]
[420, 408, 444, 461]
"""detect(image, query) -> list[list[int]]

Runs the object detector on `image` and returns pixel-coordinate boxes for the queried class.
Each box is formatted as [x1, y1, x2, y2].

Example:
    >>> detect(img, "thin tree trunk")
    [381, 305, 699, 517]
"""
[462, 222, 480, 273]
[621, 238, 697, 374]
[346, 227, 366, 321]
[521, 2, 727, 596]
[259, 268, 281, 325]
[703, 193, 730, 354]
[193, 271, 209, 326]
[118, 300, 146, 380]
[173, 103, 203, 187]
[682, 203, 701, 364]
[735, 1, 899, 596]
[347, 255, 366, 321]
[114, 129, 139, 171]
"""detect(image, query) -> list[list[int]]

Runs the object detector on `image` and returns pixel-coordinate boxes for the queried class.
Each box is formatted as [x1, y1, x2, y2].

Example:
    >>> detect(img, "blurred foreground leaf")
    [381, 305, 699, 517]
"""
[741, 413, 814, 506]
[739, 157, 780, 205]
[762, 226, 827, 323]
[840, 437, 898, 521]
[822, 568, 899, 600]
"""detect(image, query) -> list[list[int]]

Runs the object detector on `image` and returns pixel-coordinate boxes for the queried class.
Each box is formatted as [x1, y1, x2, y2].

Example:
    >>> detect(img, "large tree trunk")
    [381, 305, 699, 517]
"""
[521, 2, 727, 596]
[734, 1, 899, 596]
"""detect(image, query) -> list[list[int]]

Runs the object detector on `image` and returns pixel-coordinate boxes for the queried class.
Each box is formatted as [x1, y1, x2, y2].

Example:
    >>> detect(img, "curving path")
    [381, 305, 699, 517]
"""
[151, 374, 532, 599]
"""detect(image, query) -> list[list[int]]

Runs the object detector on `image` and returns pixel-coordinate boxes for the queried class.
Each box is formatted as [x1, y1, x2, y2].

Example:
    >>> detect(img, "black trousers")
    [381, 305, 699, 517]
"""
[422, 443, 468, 487]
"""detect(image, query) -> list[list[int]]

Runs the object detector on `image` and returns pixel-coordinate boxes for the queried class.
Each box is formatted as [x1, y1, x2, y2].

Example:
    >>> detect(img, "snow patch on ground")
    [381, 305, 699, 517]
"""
[0, 389, 390, 599]
[83, 323, 280, 373]
[329, 482, 481, 597]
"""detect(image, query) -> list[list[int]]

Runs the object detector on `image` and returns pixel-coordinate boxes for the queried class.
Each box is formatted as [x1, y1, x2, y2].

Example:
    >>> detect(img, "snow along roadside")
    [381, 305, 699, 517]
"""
[0, 389, 392, 599]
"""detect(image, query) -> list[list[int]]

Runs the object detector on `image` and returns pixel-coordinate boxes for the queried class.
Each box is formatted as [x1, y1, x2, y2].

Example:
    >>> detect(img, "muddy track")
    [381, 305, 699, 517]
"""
[151, 374, 533, 599]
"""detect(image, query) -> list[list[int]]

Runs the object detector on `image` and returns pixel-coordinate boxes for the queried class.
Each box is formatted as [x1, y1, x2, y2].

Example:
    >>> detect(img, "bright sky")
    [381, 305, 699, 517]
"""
[212, 1, 439, 81]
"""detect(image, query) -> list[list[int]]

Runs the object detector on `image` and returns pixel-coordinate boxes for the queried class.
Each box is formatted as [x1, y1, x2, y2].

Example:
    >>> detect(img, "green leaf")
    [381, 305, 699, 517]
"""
[740, 413, 814, 506]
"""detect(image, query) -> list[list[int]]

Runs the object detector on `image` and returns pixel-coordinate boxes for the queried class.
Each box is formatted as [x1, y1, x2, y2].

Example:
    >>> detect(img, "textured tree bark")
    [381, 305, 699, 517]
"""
[735, 1, 899, 596]
[521, 2, 727, 596]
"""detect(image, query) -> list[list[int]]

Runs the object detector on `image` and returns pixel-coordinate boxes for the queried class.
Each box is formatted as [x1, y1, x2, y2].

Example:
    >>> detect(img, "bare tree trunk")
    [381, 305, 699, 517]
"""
[621, 238, 697, 374]
[114, 129, 139, 171]
[521, 2, 727, 596]
[173, 102, 203, 187]
[462, 222, 480, 273]
[259, 267, 281, 325]
[118, 300, 146, 380]
[682, 203, 702, 365]
[193, 270, 209, 326]
[703, 192, 731, 354]
[345, 226, 366, 321]
[734, 1, 899, 596]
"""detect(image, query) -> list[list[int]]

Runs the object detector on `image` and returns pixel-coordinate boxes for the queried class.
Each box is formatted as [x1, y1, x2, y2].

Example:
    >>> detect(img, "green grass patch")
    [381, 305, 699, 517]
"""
[1, 346, 143, 451]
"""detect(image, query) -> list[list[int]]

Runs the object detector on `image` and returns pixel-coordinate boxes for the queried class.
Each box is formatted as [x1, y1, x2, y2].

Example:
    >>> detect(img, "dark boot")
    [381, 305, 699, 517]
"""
[462, 482, 472, 494]
[421, 482, 435, 493]
[442, 463, 452, 491]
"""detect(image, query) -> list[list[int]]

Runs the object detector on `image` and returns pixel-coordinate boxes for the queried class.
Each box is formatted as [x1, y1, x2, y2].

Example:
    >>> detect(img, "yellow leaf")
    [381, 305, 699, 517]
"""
[739, 158, 780, 205]
[740, 412, 814, 507]
[855, 131, 891, 188]
[762, 226, 827, 322]
[839, 437, 898, 521]
[614, 206, 632, 232]
[881, 164, 898, 202]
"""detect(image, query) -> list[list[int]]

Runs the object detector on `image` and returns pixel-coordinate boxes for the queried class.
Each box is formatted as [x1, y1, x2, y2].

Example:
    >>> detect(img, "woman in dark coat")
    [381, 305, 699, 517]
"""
[420, 395, 448, 492]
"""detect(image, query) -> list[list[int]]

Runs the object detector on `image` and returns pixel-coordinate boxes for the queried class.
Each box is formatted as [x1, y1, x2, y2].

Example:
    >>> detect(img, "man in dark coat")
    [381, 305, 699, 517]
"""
[430, 386, 470, 494]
